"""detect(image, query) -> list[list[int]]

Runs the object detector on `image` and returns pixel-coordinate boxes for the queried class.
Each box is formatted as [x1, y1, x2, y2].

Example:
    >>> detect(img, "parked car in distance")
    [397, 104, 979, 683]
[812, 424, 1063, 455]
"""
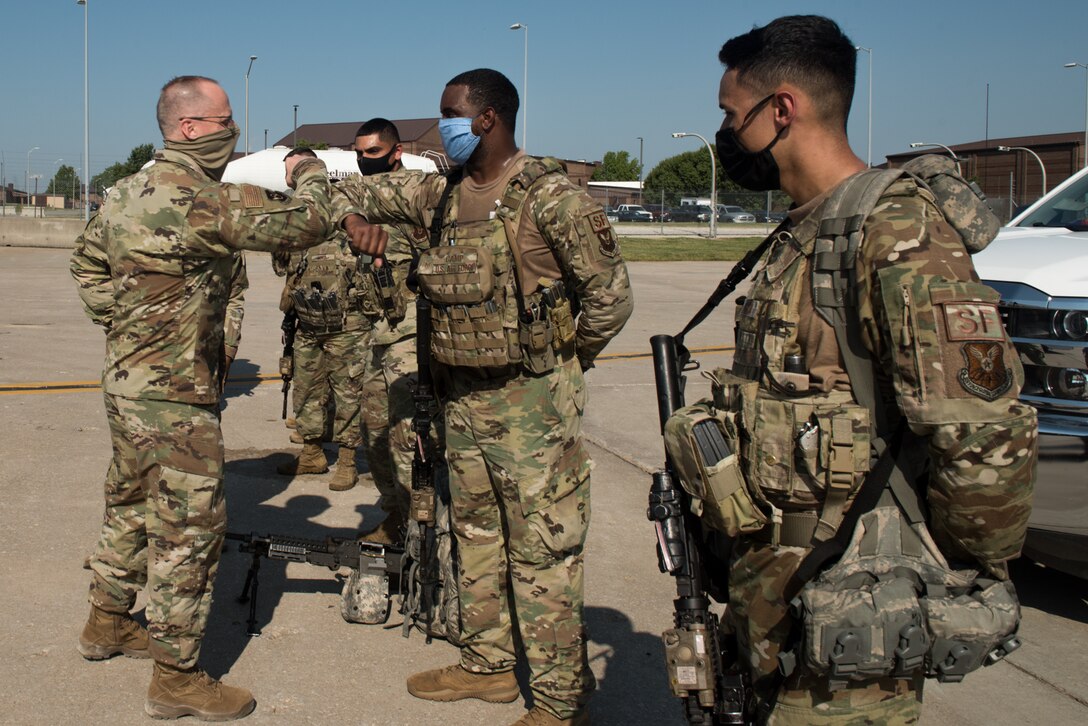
[716, 204, 756, 223]
[972, 164, 1088, 579]
[670, 205, 715, 223]
[642, 203, 671, 222]
[753, 209, 787, 223]
[614, 204, 654, 222]
[604, 206, 619, 223]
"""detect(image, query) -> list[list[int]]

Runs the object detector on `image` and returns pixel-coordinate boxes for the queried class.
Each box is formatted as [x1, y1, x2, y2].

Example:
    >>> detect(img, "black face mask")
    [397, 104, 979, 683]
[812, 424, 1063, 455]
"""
[357, 148, 396, 176]
[715, 93, 785, 192]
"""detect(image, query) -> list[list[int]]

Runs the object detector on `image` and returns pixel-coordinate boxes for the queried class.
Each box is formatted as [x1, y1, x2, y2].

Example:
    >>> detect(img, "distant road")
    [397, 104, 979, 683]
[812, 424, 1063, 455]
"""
[613, 222, 776, 237]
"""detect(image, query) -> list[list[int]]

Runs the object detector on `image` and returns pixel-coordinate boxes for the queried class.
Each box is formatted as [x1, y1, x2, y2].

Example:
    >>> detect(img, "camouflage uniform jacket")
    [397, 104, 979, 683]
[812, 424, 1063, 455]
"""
[733, 173, 1036, 574]
[70, 149, 336, 404]
[332, 163, 633, 367]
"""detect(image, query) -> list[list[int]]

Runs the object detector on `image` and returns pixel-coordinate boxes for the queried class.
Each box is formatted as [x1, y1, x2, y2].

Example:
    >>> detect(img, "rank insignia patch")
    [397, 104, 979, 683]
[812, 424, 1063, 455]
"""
[957, 342, 1012, 400]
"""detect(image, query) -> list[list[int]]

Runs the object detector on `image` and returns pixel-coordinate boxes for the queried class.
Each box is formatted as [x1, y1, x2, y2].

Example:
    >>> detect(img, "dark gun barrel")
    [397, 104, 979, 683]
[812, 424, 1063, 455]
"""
[651, 334, 684, 434]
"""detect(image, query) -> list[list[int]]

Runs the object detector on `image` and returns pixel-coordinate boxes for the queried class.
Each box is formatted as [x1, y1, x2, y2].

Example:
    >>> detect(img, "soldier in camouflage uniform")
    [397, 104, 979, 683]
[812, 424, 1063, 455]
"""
[352, 117, 434, 544]
[70, 75, 338, 721]
[708, 17, 1036, 723]
[336, 70, 633, 726]
[274, 148, 370, 492]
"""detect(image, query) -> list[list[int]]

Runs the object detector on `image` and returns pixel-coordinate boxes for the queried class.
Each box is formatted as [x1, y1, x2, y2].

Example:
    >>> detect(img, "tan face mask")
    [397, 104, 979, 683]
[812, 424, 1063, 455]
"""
[164, 125, 239, 181]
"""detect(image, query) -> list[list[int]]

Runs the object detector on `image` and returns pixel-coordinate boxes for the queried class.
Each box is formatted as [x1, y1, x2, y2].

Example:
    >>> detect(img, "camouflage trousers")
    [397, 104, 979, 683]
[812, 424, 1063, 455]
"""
[360, 332, 417, 516]
[88, 393, 226, 670]
[444, 358, 595, 719]
[293, 327, 368, 448]
[726, 538, 922, 725]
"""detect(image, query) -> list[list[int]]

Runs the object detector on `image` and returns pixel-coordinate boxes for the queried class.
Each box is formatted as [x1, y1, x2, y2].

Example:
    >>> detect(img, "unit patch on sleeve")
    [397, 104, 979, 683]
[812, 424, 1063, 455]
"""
[957, 342, 1012, 401]
[942, 302, 1005, 341]
[241, 185, 264, 209]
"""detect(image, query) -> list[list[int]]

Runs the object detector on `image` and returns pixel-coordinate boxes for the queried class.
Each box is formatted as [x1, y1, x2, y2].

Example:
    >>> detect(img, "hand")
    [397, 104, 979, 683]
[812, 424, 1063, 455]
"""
[219, 350, 235, 397]
[343, 214, 389, 262]
[284, 154, 312, 189]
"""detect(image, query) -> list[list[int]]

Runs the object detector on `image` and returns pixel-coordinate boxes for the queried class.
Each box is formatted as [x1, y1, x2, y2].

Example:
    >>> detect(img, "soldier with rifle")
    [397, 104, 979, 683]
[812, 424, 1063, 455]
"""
[274, 148, 372, 492]
[649, 15, 1035, 725]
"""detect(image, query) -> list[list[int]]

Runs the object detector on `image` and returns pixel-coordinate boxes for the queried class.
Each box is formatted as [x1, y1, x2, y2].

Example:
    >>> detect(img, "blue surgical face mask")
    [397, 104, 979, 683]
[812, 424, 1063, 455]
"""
[439, 116, 480, 166]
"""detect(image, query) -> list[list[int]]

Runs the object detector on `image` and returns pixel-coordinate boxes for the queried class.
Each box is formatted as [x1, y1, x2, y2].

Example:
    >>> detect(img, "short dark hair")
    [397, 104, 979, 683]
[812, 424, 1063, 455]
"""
[446, 68, 519, 132]
[157, 75, 219, 136]
[283, 147, 317, 161]
[719, 15, 855, 130]
[355, 117, 400, 145]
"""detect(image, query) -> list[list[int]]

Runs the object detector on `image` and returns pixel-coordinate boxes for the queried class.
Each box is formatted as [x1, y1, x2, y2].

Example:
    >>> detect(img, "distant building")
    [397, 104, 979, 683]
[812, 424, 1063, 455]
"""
[272, 118, 600, 189]
[886, 131, 1084, 217]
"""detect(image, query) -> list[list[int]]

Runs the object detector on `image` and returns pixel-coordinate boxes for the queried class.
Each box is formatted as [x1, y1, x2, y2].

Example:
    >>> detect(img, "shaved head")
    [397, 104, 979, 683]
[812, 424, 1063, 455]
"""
[156, 75, 225, 138]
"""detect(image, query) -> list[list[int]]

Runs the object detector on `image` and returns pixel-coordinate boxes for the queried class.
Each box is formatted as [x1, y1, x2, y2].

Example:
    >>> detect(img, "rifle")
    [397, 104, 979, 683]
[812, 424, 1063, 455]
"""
[279, 308, 298, 419]
[225, 531, 405, 637]
[649, 335, 749, 725]
[407, 289, 441, 642]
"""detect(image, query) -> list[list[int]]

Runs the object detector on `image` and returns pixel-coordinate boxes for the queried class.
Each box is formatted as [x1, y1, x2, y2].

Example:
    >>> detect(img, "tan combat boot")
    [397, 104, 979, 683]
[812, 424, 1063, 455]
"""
[276, 441, 328, 475]
[285, 417, 296, 429]
[288, 430, 304, 444]
[406, 664, 519, 703]
[145, 662, 256, 721]
[509, 707, 590, 726]
[358, 510, 406, 546]
[328, 447, 358, 491]
[77, 604, 150, 660]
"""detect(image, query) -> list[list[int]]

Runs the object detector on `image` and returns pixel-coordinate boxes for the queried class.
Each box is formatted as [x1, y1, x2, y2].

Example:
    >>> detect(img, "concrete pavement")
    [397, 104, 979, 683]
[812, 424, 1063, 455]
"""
[1, 247, 1085, 724]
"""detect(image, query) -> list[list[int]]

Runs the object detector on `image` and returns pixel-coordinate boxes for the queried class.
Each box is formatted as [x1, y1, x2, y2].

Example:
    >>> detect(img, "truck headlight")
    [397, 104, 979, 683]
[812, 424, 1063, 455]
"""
[1043, 367, 1088, 400]
[1053, 310, 1088, 341]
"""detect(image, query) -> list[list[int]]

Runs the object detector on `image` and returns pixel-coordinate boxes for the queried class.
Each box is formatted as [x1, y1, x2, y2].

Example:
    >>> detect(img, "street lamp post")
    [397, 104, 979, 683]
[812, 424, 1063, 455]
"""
[26, 146, 39, 208]
[1065, 62, 1088, 169]
[264, 129, 268, 150]
[293, 105, 299, 147]
[636, 136, 644, 205]
[856, 45, 873, 167]
[245, 55, 257, 156]
[997, 145, 1047, 198]
[910, 141, 962, 175]
[672, 132, 717, 238]
[510, 23, 528, 151]
[77, 0, 89, 220]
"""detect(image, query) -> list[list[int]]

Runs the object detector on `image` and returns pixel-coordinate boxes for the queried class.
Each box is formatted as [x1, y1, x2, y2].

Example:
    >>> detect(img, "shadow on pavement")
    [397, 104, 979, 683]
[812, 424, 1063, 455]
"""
[201, 451, 378, 678]
[220, 358, 263, 411]
[586, 605, 679, 724]
[1010, 557, 1088, 625]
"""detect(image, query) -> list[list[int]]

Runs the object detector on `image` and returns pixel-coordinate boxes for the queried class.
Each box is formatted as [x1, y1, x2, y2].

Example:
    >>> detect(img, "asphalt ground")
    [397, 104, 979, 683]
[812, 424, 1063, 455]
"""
[1, 247, 1086, 725]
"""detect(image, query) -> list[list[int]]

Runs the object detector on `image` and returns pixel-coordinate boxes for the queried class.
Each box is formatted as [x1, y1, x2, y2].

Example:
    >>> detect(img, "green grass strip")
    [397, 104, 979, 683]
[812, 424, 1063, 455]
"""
[618, 236, 763, 261]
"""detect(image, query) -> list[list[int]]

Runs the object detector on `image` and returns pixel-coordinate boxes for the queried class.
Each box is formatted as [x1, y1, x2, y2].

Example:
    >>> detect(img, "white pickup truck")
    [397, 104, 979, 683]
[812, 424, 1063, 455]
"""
[973, 165, 1088, 579]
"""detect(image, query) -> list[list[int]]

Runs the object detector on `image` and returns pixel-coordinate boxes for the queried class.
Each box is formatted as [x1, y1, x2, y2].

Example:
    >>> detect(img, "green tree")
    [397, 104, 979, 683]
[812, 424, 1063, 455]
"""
[294, 139, 329, 150]
[645, 150, 790, 210]
[91, 143, 156, 194]
[591, 150, 642, 181]
[47, 164, 81, 201]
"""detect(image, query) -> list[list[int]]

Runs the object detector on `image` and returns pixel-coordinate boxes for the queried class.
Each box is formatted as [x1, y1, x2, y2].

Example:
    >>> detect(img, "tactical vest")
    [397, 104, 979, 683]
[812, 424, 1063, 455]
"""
[730, 223, 873, 540]
[291, 236, 368, 335]
[415, 157, 576, 373]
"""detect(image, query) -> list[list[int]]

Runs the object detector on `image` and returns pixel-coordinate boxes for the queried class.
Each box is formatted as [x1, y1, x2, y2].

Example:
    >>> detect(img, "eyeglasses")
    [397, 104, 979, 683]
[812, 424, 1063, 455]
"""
[181, 115, 234, 128]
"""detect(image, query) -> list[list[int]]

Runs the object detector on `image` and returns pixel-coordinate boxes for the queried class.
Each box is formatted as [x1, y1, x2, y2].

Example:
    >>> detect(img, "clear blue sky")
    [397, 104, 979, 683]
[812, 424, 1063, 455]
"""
[2, 0, 1086, 190]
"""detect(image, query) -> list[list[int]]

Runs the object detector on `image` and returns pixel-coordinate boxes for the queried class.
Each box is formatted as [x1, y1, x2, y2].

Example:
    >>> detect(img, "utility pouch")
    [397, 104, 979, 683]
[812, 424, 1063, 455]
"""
[786, 504, 1022, 687]
[416, 246, 495, 305]
[355, 268, 384, 317]
[519, 317, 557, 374]
[429, 301, 513, 368]
[278, 355, 292, 379]
[410, 486, 436, 525]
[373, 263, 408, 324]
[663, 401, 767, 536]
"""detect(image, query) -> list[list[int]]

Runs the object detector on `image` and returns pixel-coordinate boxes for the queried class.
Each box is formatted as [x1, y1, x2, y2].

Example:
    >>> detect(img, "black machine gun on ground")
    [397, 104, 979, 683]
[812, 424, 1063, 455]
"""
[279, 309, 298, 419]
[225, 531, 405, 637]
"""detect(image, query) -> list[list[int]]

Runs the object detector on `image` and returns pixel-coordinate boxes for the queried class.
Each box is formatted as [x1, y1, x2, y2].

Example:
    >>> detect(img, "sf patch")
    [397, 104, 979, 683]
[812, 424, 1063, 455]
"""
[958, 342, 1012, 401]
[585, 210, 617, 258]
[943, 302, 1004, 341]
